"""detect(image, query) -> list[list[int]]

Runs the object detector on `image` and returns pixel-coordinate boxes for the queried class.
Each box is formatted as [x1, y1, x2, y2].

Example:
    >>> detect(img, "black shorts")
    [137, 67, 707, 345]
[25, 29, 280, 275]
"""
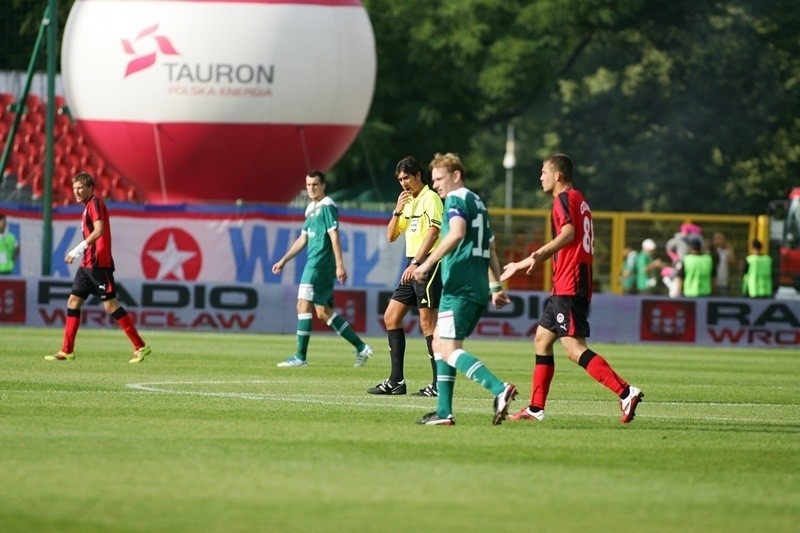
[539, 295, 591, 338]
[391, 258, 442, 309]
[72, 266, 117, 302]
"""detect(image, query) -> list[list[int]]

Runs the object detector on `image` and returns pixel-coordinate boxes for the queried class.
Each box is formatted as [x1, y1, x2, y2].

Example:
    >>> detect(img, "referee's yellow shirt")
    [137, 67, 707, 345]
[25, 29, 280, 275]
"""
[397, 185, 443, 258]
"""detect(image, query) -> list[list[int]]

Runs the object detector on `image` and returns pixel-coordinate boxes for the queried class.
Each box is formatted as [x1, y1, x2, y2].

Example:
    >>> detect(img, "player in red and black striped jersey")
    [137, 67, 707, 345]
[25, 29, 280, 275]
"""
[500, 154, 643, 424]
[45, 172, 151, 363]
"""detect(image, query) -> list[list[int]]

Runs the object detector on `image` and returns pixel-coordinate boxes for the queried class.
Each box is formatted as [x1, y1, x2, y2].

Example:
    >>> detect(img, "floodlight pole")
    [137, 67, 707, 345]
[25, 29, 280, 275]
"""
[0, 9, 48, 186]
[502, 123, 516, 235]
[42, 0, 58, 275]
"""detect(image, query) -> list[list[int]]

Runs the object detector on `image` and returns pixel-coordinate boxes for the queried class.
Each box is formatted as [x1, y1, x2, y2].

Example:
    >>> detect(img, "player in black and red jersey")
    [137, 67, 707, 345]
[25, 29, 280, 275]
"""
[45, 172, 151, 363]
[501, 154, 643, 424]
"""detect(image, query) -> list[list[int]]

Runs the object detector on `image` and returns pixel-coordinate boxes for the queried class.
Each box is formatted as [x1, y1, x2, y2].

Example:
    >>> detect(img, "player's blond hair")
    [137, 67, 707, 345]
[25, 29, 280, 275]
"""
[429, 152, 465, 177]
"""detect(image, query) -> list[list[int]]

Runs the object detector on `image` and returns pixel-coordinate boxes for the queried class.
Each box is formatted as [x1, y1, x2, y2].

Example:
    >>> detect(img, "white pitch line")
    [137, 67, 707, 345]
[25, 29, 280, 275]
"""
[125, 380, 800, 423]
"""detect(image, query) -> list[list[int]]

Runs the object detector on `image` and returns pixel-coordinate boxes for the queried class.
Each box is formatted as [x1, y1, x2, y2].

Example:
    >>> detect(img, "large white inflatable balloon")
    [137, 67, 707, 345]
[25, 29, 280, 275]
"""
[62, 0, 376, 203]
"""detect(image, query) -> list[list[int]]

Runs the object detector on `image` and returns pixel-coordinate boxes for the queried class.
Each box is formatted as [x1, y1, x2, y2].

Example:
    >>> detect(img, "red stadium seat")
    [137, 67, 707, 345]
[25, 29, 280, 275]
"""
[25, 110, 44, 127]
[21, 143, 39, 164]
[15, 121, 34, 139]
[30, 166, 44, 199]
[0, 92, 13, 110]
[15, 164, 28, 188]
[25, 94, 42, 114]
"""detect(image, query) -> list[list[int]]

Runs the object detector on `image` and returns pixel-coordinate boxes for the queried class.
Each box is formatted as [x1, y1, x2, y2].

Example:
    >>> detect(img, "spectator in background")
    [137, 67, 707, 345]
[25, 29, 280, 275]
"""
[664, 222, 704, 297]
[0, 212, 19, 275]
[676, 239, 714, 297]
[636, 238, 662, 294]
[504, 228, 544, 291]
[666, 221, 704, 264]
[711, 231, 735, 296]
[742, 239, 773, 298]
[620, 244, 637, 294]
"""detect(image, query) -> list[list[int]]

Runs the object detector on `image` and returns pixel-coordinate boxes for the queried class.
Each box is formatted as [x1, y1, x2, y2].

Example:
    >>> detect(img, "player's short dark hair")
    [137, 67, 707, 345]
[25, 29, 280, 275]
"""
[546, 153, 574, 183]
[395, 156, 423, 178]
[72, 171, 94, 188]
[307, 169, 325, 183]
[752, 239, 763, 251]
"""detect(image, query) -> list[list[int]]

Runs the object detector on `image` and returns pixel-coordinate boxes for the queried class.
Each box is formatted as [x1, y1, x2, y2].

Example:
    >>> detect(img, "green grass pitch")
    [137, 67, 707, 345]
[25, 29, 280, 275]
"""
[1, 326, 798, 532]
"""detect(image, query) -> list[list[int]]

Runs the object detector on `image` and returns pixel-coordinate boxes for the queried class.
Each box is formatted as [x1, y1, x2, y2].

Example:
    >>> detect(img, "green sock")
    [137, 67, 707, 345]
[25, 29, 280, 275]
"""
[435, 358, 456, 418]
[452, 349, 505, 395]
[295, 313, 312, 359]
[327, 313, 364, 350]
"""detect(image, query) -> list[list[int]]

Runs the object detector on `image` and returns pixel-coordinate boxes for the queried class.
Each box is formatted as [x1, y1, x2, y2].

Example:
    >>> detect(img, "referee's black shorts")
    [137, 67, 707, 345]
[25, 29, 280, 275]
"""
[391, 258, 442, 309]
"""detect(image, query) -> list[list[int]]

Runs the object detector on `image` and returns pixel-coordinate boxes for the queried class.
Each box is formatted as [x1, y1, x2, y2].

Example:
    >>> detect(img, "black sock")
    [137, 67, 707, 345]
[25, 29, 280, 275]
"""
[388, 328, 406, 383]
[426, 334, 436, 386]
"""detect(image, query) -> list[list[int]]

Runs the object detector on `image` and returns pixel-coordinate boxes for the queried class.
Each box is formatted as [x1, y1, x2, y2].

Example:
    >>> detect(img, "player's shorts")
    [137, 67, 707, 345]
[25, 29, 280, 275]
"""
[298, 266, 335, 307]
[392, 258, 442, 309]
[71, 266, 117, 302]
[437, 294, 485, 341]
[538, 295, 591, 338]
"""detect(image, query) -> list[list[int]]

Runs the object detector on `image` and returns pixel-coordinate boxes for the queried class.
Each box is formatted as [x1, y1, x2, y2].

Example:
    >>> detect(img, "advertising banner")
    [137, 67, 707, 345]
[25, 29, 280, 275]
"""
[2, 276, 798, 348]
[2, 204, 404, 287]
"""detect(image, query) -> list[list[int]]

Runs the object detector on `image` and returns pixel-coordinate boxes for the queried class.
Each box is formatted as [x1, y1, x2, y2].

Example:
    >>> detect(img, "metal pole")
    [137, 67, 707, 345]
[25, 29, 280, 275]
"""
[502, 123, 516, 235]
[0, 8, 48, 180]
[42, 0, 58, 275]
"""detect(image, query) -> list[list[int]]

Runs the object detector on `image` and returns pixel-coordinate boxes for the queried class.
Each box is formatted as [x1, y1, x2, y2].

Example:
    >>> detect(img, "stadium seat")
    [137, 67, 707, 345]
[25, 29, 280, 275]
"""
[21, 143, 39, 164]
[26, 110, 44, 127]
[15, 121, 34, 139]
[0, 92, 13, 110]
[15, 164, 28, 188]
[0, 93, 139, 206]
[30, 166, 44, 199]
[24, 94, 42, 114]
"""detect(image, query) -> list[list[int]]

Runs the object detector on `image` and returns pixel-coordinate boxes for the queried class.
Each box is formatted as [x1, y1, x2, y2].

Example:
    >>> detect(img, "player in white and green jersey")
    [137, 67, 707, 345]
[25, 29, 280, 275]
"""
[413, 153, 517, 426]
[271, 171, 373, 368]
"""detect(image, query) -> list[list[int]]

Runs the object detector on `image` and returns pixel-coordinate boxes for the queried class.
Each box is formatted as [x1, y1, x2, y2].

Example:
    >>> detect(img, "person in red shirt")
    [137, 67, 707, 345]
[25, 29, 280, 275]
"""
[45, 172, 151, 363]
[501, 154, 643, 423]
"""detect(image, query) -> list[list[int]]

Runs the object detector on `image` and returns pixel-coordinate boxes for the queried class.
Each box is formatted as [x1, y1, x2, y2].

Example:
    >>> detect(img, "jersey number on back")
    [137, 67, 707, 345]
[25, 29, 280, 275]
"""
[471, 213, 491, 258]
[582, 214, 594, 255]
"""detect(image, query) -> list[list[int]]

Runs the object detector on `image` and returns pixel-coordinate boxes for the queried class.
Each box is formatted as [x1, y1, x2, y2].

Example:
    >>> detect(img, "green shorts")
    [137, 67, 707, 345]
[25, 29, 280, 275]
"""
[437, 294, 486, 340]
[298, 266, 335, 308]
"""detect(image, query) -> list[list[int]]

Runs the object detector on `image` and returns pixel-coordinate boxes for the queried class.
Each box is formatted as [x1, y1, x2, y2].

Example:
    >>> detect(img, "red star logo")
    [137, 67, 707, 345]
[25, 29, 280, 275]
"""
[141, 228, 202, 281]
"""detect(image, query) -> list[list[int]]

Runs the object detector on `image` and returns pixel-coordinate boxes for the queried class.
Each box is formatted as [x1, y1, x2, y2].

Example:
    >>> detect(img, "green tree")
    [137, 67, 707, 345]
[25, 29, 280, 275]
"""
[3, 1, 798, 214]
[339, 0, 800, 214]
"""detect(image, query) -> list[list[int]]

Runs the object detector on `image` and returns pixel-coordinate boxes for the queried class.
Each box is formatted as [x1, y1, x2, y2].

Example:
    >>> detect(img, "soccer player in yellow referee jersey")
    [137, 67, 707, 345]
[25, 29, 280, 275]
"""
[367, 156, 443, 396]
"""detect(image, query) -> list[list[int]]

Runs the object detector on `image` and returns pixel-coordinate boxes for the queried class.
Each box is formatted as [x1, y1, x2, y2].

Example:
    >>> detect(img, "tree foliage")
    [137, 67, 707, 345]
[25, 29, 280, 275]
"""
[350, 0, 800, 213]
[2, 0, 798, 213]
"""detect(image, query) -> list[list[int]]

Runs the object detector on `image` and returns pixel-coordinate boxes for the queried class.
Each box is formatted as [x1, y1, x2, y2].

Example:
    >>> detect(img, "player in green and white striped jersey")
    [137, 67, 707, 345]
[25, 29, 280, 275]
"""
[413, 153, 517, 425]
[271, 171, 373, 368]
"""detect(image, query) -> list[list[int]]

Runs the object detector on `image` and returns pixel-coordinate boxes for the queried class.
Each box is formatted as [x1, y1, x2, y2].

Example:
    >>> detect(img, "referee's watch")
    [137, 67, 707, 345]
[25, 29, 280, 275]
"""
[392, 210, 402, 217]
[411, 258, 421, 266]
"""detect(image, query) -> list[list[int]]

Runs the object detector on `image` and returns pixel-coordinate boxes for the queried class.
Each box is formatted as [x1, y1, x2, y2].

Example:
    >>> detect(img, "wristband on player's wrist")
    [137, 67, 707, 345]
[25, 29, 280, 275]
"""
[490, 281, 503, 293]
[68, 240, 88, 259]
